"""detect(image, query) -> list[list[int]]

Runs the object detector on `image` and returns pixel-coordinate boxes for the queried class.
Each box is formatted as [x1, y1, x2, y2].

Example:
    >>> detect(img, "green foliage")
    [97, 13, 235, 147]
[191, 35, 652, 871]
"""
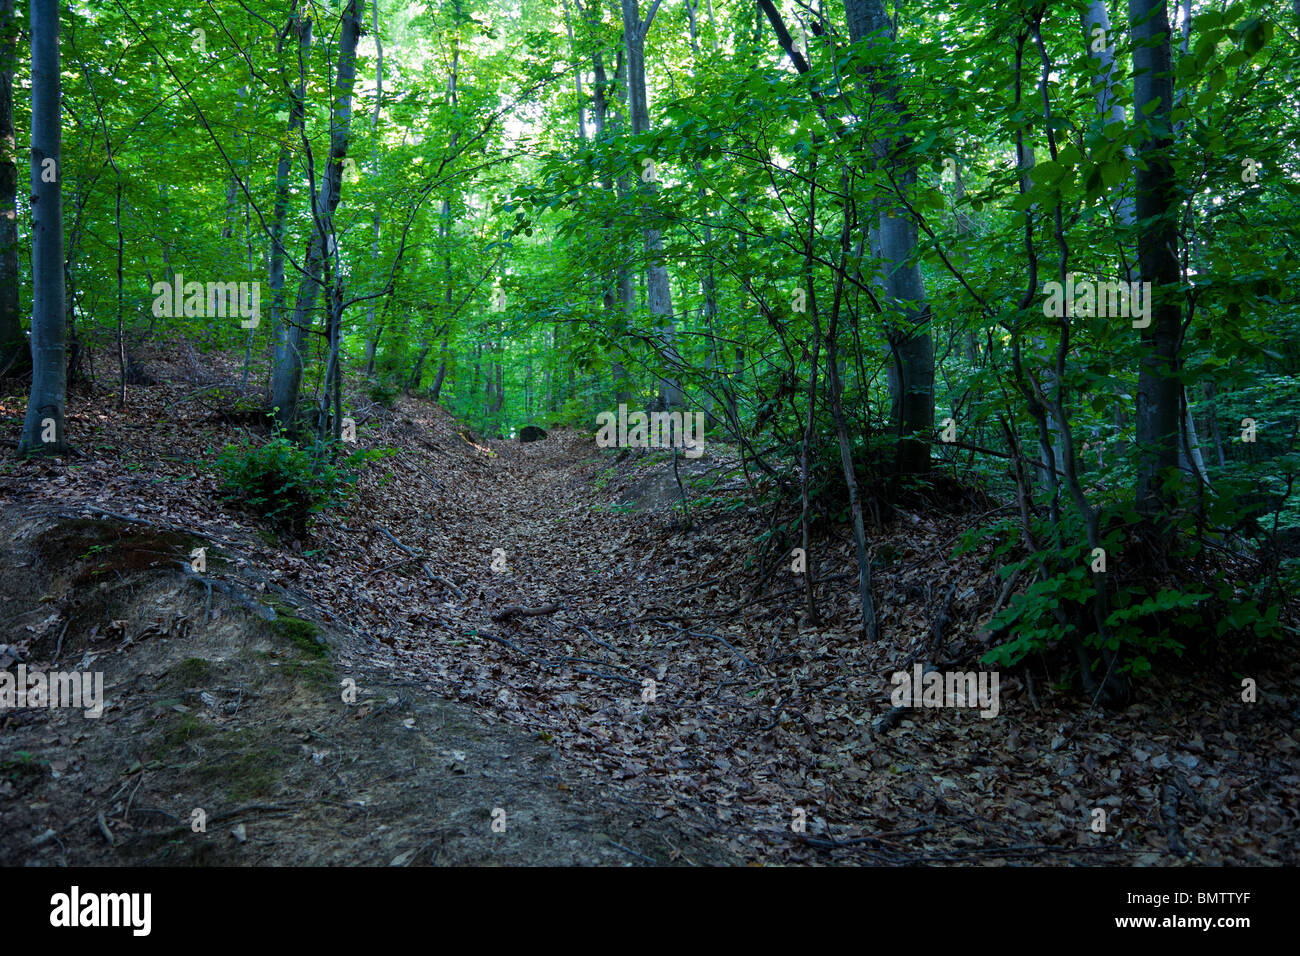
[366, 376, 402, 409]
[960, 509, 1283, 682]
[213, 433, 384, 536]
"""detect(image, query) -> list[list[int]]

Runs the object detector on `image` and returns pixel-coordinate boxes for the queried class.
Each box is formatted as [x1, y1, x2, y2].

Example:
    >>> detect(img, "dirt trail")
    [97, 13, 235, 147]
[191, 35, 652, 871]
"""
[370, 426, 1300, 866]
[0, 430, 736, 865]
[3, 375, 1297, 866]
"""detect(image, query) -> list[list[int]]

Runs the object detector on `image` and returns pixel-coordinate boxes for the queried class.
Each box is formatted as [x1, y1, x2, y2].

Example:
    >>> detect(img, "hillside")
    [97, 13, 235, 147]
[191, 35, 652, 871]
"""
[2, 344, 1296, 866]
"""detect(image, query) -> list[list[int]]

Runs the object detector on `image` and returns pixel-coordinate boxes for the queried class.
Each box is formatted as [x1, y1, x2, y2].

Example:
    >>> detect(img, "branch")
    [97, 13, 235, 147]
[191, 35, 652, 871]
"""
[756, 0, 811, 74]
[491, 602, 562, 623]
[643, 0, 667, 34]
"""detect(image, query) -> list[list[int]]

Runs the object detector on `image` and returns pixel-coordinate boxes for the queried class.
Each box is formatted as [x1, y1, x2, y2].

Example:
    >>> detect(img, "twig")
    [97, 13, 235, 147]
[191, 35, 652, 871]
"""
[97, 811, 116, 847]
[374, 524, 466, 599]
[491, 602, 561, 623]
[53, 619, 70, 664]
[1160, 781, 1190, 857]
[571, 668, 642, 687]
[473, 630, 530, 657]
[562, 621, 623, 656]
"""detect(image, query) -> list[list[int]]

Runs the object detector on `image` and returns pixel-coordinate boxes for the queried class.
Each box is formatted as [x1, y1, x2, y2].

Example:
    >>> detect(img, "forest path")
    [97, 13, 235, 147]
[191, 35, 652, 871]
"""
[2, 371, 1294, 866]
[0, 387, 743, 865]
[355, 413, 1297, 866]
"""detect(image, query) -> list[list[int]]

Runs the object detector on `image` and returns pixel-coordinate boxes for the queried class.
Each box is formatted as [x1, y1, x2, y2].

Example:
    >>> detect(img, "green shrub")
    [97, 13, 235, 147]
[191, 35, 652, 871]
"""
[213, 434, 383, 536]
[960, 507, 1282, 684]
[367, 376, 402, 409]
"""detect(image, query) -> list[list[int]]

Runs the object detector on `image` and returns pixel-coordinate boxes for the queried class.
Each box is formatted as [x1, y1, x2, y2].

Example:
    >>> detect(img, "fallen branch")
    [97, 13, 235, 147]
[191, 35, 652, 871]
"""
[658, 619, 757, 670]
[608, 840, 656, 864]
[571, 668, 642, 687]
[491, 602, 561, 623]
[559, 621, 624, 657]
[97, 811, 116, 847]
[470, 631, 642, 688]
[473, 630, 530, 657]
[374, 524, 466, 599]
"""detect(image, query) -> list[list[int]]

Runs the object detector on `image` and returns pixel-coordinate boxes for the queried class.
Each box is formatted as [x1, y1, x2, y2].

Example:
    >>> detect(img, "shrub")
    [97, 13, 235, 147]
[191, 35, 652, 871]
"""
[367, 376, 402, 409]
[214, 434, 382, 537]
[959, 508, 1282, 686]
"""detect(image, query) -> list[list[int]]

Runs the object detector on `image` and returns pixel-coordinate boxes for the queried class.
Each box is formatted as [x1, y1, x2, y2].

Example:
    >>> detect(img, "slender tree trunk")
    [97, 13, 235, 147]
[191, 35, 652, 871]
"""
[274, 0, 363, 435]
[798, 168, 822, 625]
[415, 48, 460, 397]
[1201, 379, 1226, 467]
[268, 10, 311, 408]
[621, 0, 682, 410]
[429, 337, 449, 401]
[1129, 0, 1182, 517]
[111, 157, 124, 407]
[562, 0, 587, 140]
[828, 209, 878, 641]
[363, 0, 383, 377]
[316, 279, 345, 442]
[579, 2, 631, 407]
[19, 0, 66, 454]
[609, 47, 635, 406]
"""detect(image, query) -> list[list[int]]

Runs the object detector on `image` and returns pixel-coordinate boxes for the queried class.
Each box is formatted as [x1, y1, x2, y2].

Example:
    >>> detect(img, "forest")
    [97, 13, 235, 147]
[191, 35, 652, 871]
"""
[0, 0, 1297, 872]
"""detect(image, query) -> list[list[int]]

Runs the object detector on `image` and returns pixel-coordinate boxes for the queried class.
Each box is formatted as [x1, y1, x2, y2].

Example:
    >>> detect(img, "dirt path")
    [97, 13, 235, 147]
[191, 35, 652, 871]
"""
[0, 484, 734, 866]
[365, 424, 1299, 866]
[4, 378, 1296, 866]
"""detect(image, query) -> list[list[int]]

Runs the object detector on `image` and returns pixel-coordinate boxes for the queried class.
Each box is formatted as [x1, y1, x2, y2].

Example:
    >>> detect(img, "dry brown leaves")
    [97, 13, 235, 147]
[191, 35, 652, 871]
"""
[2, 342, 1296, 865]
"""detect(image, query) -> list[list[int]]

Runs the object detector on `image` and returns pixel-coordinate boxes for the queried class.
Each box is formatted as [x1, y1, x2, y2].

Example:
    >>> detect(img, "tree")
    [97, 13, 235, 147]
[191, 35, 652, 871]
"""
[273, 0, 364, 435]
[269, 5, 313, 411]
[18, 0, 67, 456]
[620, 0, 682, 410]
[1128, 0, 1182, 518]
[844, 0, 934, 479]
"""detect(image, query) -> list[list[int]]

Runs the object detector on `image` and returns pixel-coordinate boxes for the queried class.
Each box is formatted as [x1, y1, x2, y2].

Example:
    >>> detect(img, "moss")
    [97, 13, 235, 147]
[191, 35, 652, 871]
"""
[250, 645, 334, 692]
[171, 657, 214, 687]
[159, 712, 214, 751]
[194, 743, 281, 800]
[266, 605, 328, 658]
[280, 656, 335, 690]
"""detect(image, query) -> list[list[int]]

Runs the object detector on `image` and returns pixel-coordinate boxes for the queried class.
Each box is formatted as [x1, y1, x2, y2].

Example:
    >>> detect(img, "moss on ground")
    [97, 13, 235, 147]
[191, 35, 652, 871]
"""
[265, 601, 328, 658]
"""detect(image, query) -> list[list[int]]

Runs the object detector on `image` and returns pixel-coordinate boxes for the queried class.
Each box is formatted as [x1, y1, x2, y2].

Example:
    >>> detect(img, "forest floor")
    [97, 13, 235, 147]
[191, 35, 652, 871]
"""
[1, 342, 1297, 866]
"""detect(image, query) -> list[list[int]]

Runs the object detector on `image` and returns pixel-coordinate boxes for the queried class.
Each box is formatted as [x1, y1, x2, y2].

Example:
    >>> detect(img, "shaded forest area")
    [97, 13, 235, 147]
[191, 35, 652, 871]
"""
[1, 0, 1298, 867]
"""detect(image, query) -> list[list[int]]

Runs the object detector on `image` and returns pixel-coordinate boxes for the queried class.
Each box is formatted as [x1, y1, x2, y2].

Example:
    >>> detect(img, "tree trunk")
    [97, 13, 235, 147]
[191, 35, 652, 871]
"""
[843, 0, 934, 479]
[19, 0, 67, 455]
[268, 11, 312, 410]
[274, 0, 363, 435]
[604, 41, 634, 406]
[1129, 0, 1182, 517]
[0, 0, 24, 374]
[363, 0, 383, 377]
[562, 0, 587, 141]
[429, 338, 449, 401]
[827, 210, 878, 641]
[621, 0, 682, 410]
